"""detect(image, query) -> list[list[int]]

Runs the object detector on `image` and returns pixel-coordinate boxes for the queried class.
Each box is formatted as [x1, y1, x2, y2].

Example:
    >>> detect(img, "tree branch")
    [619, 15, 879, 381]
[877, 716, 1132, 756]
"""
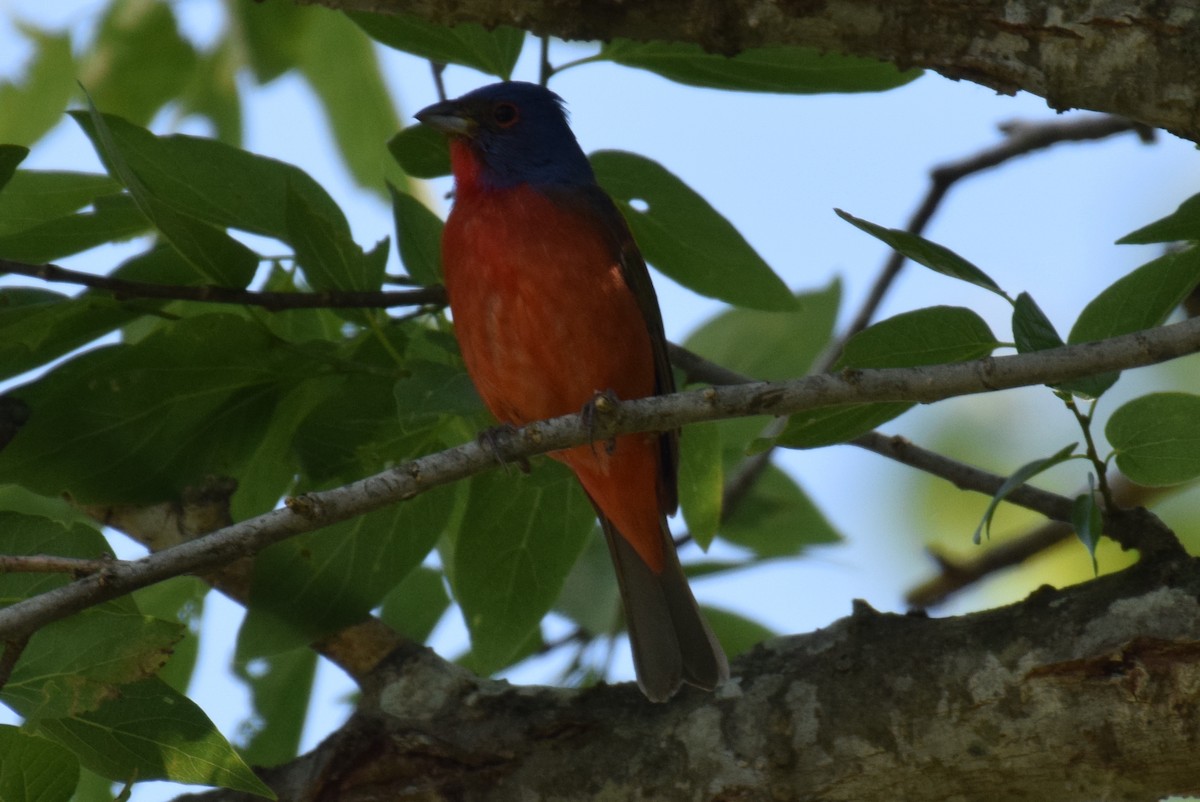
[0, 259, 448, 310]
[321, 0, 1200, 143]
[4, 316, 1200, 641]
[179, 554, 1200, 802]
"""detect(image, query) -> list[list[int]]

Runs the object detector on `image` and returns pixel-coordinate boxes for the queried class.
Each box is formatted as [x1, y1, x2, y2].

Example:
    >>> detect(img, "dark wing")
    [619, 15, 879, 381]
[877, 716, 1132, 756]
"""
[551, 183, 679, 515]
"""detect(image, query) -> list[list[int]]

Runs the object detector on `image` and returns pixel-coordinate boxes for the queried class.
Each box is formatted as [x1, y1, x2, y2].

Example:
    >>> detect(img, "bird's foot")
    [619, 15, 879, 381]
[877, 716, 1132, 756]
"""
[581, 390, 620, 457]
[477, 424, 531, 474]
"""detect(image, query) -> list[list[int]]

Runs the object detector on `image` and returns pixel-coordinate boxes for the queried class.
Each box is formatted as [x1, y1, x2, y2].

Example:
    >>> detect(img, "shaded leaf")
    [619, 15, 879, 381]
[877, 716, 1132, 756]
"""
[179, 38, 243, 145]
[0, 193, 151, 263]
[1072, 486, 1102, 576]
[601, 40, 919, 93]
[720, 464, 841, 557]
[592, 150, 794, 311]
[702, 607, 776, 659]
[130, 577, 209, 695]
[974, 443, 1078, 544]
[1012, 291, 1064, 354]
[36, 678, 272, 796]
[387, 124, 451, 179]
[836, 209, 1008, 299]
[1119, 192, 1200, 244]
[0, 146, 28, 192]
[80, 0, 197, 126]
[0, 288, 139, 382]
[285, 183, 383, 293]
[0, 170, 122, 236]
[1107, 392, 1200, 486]
[0, 26, 76, 147]
[678, 421, 722, 549]
[350, 12, 524, 78]
[389, 183, 444, 284]
[453, 465, 596, 673]
[379, 566, 452, 643]
[554, 531, 620, 636]
[296, 9, 408, 195]
[0, 725, 79, 802]
[233, 649, 317, 769]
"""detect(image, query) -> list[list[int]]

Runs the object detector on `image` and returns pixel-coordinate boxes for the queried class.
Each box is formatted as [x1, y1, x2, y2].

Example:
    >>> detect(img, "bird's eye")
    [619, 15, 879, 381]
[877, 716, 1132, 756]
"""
[493, 102, 519, 127]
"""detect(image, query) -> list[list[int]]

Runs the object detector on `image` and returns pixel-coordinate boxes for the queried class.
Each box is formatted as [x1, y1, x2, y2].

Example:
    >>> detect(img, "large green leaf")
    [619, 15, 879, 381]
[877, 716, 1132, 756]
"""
[237, 482, 458, 658]
[379, 566, 452, 643]
[80, 0, 198, 126]
[285, 183, 384, 293]
[1119, 192, 1200, 244]
[69, 110, 345, 245]
[0, 314, 324, 503]
[297, 9, 408, 195]
[389, 183, 444, 284]
[1107, 393, 1200, 486]
[36, 678, 271, 796]
[0, 193, 151, 263]
[600, 40, 919, 93]
[1067, 246, 1200, 397]
[592, 150, 794, 311]
[773, 306, 1000, 449]
[0, 146, 28, 192]
[701, 607, 776, 659]
[0, 171, 122, 236]
[231, 0, 310, 83]
[452, 465, 597, 674]
[0, 726, 79, 802]
[678, 421, 722, 549]
[719, 464, 840, 557]
[0, 26, 76, 147]
[179, 38, 243, 146]
[75, 106, 259, 287]
[388, 124, 451, 179]
[0, 288, 139, 382]
[233, 648, 317, 769]
[349, 11, 525, 78]
[130, 577, 209, 696]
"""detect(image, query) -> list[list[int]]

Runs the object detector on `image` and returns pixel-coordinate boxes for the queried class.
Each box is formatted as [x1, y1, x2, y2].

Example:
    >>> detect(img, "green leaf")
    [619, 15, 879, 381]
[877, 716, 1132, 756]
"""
[836, 209, 1009, 299]
[130, 577, 209, 695]
[591, 150, 794, 311]
[349, 12, 525, 78]
[74, 106, 259, 287]
[1012, 291, 1064, 354]
[1072, 486, 1102, 575]
[1067, 247, 1200, 398]
[834, 306, 1000, 369]
[296, 9, 407, 195]
[387, 124, 451, 179]
[720, 464, 841, 557]
[80, 0, 198, 126]
[285, 183, 383, 292]
[1107, 392, 1200, 486]
[684, 280, 840, 381]
[452, 465, 597, 674]
[233, 649, 317, 768]
[0, 314, 321, 504]
[0, 146, 28, 191]
[973, 443, 1078, 544]
[0, 26, 76, 147]
[178, 39, 243, 146]
[68, 109, 345, 245]
[0, 171, 122, 236]
[701, 607, 776, 659]
[35, 678, 272, 796]
[237, 483, 457, 657]
[554, 532, 619, 636]
[231, 0, 309, 83]
[600, 40, 919, 93]
[1119, 192, 1200, 244]
[677, 421, 722, 549]
[773, 306, 1000, 449]
[389, 184, 444, 284]
[379, 566, 452, 643]
[0, 193, 151, 263]
[0, 725, 80, 802]
[0, 289, 138, 382]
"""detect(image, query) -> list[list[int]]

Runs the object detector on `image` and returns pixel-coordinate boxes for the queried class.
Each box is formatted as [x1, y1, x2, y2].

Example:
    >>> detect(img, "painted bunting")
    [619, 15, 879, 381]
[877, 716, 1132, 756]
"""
[416, 81, 728, 702]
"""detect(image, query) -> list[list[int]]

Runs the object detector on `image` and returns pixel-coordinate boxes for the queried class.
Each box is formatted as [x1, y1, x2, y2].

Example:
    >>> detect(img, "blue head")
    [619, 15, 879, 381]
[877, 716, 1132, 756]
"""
[415, 81, 596, 190]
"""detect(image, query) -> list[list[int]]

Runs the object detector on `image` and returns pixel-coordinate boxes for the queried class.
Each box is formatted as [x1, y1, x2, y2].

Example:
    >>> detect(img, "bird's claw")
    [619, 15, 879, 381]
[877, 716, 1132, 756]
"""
[477, 424, 531, 474]
[581, 390, 620, 456]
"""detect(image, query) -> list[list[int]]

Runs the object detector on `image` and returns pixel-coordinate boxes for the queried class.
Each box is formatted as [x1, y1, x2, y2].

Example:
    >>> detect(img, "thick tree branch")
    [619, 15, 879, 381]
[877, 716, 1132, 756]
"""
[181, 553, 1200, 802]
[325, 0, 1200, 143]
[4, 316, 1200, 641]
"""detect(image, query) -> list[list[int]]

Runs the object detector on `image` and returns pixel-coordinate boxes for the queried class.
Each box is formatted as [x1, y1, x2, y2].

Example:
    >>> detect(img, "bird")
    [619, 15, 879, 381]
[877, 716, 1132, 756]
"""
[416, 81, 728, 702]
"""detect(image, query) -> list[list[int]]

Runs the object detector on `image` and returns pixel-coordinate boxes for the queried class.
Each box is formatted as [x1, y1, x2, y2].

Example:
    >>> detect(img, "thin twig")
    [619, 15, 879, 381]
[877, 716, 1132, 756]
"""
[818, 115, 1149, 372]
[4, 315, 1200, 640]
[430, 62, 448, 101]
[0, 258, 448, 310]
[0, 554, 111, 576]
[539, 36, 553, 85]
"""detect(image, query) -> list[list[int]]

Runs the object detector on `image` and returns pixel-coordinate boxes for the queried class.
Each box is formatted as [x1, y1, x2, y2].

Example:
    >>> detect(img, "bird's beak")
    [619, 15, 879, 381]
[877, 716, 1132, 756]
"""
[414, 99, 476, 138]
